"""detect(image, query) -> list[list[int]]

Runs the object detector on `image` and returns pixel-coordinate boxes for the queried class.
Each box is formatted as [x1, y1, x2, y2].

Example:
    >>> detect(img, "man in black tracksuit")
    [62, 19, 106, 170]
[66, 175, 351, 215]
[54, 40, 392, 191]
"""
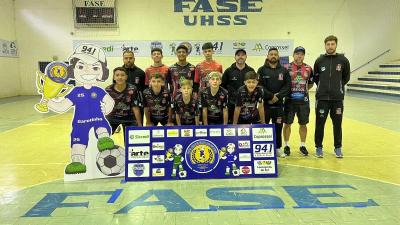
[312, 35, 350, 158]
[258, 48, 291, 157]
[221, 49, 255, 124]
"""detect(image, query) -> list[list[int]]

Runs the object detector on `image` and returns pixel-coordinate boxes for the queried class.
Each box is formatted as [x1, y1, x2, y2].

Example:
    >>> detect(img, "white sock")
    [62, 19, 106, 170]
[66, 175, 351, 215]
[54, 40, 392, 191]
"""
[300, 142, 305, 147]
[285, 142, 289, 147]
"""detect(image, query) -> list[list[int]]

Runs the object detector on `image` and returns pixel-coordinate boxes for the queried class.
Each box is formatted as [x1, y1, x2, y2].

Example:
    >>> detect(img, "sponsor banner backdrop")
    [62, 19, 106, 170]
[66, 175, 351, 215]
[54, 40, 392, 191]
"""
[73, 40, 294, 57]
[125, 124, 277, 181]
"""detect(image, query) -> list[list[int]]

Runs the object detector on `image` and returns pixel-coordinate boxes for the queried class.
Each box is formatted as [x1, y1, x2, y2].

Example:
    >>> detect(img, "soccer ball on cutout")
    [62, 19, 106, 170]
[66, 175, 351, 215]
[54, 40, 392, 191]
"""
[96, 145, 125, 176]
[232, 169, 240, 177]
[179, 170, 187, 178]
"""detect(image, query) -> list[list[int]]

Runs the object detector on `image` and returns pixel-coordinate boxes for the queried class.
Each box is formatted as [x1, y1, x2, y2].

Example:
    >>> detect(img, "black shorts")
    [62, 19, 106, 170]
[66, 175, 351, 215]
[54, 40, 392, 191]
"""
[283, 102, 310, 125]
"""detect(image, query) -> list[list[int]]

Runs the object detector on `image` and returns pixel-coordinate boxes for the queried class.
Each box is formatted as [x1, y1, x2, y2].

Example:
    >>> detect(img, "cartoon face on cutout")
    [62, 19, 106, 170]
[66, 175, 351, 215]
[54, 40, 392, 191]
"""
[174, 144, 183, 155]
[67, 44, 109, 85]
[226, 143, 235, 154]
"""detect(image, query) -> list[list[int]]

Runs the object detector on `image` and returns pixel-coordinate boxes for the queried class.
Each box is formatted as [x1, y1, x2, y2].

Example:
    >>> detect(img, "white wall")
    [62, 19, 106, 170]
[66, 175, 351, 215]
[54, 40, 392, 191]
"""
[334, 0, 400, 80]
[11, 0, 400, 95]
[0, 0, 20, 98]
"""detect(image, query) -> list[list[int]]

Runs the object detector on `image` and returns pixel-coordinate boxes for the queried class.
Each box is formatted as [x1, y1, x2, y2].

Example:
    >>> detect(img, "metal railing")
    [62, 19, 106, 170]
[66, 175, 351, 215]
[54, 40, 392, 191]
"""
[351, 49, 391, 74]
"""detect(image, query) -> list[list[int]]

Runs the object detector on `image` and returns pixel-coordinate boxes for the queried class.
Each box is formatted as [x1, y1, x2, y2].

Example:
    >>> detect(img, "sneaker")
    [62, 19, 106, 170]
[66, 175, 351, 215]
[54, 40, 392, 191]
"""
[299, 146, 309, 156]
[316, 147, 323, 158]
[284, 146, 291, 156]
[277, 148, 286, 158]
[334, 148, 343, 158]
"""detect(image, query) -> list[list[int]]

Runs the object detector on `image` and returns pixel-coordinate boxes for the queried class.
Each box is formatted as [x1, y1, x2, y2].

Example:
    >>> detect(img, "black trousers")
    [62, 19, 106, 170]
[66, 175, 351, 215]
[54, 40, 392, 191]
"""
[314, 100, 344, 148]
[264, 104, 284, 149]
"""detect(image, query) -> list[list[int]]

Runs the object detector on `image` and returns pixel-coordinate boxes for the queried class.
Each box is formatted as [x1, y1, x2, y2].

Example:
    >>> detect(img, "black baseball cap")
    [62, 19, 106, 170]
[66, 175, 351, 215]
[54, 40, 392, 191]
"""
[235, 49, 247, 55]
[294, 46, 306, 54]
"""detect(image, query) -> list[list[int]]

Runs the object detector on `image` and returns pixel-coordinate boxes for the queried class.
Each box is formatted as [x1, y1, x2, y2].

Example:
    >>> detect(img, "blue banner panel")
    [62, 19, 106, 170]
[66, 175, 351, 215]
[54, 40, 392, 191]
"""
[125, 124, 277, 181]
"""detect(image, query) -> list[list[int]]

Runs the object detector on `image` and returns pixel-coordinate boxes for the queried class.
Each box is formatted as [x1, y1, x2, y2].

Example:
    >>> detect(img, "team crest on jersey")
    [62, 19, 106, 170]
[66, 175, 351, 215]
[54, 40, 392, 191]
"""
[278, 73, 283, 80]
[336, 64, 342, 71]
[321, 66, 326, 72]
[91, 92, 97, 99]
[185, 139, 219, 173]
[135, 77, 140, 84]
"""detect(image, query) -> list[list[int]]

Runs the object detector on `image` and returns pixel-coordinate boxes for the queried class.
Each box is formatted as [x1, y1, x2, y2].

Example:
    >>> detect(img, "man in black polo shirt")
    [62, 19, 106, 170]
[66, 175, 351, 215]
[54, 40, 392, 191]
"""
[221, 49, 255, 124]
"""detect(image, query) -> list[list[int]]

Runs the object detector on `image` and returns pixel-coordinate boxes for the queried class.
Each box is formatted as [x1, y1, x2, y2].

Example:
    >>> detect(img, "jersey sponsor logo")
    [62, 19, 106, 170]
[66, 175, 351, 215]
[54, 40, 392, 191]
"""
[128, 146, 150, 161]
[252, 128, 273, 141]
[128, 130, 150, 144]
[185, 139, 219, 173]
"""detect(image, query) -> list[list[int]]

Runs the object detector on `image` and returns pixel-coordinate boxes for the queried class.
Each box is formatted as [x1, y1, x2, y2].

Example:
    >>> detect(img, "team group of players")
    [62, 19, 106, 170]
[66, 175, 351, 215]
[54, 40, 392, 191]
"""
[105, 35, 350, 159]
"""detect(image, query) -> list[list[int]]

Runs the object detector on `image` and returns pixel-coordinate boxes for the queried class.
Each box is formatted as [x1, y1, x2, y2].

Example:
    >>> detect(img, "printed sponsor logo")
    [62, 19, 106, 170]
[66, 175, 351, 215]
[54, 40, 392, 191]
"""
[181, 129, 193, 137]
[128, 146, 150, 161]
[152, 155, 165, 164]
[238, 140, 251, 149]
[152, 129, 164, 138]
[224, 128, 236, 136]
[152, 168, 165, 177]
[167, 129, 179, 137]
[128, 163, 149, 177]
[209, 128, 222, 137]
[128, 130, 150, 144]
[254, 160, 275, 174]
[195, 129, 208, 137]
[240, 166, 252, 175]
[152, 142, 165, 151]
[238, 128, 250, 136]
[253, 143, 274, 158]
[239, 153, 252, 162]
[252, 128, 273, 141]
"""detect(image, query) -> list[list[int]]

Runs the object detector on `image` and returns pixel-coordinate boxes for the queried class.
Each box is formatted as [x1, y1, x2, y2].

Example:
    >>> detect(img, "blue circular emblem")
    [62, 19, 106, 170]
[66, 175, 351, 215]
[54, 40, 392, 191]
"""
[185, 139, 219, 173]
[45, 61, 69, 83]
[133, 163, 144, 176]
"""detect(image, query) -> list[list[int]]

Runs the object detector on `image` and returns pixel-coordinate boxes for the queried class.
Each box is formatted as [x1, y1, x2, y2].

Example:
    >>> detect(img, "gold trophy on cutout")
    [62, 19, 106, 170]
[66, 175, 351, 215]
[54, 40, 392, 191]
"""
[35, 61, 73, 113]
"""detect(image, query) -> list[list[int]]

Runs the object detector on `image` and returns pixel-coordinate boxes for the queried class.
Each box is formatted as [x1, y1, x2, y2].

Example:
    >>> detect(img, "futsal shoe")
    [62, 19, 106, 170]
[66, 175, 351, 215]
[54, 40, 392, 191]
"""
[299, 146, 309, 156]
[334, 148, 343, 158]
[316, 147, 323, 158]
